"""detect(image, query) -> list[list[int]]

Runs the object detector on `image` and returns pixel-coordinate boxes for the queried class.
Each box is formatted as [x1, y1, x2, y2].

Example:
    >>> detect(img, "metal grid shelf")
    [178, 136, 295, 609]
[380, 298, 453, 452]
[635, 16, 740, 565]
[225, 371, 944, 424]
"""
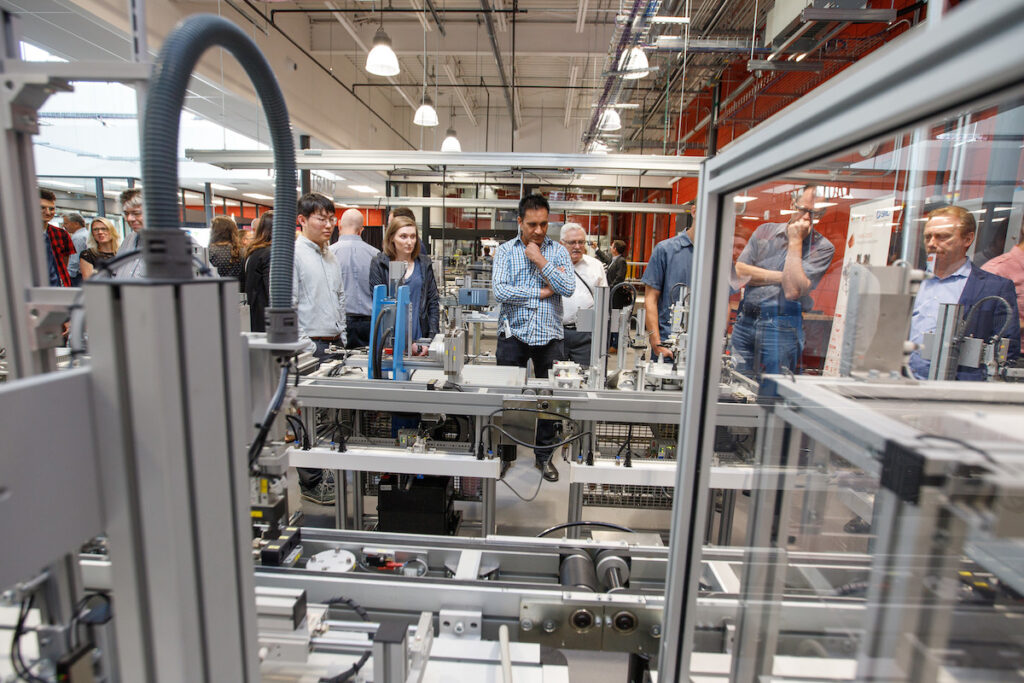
[581, 483, 675, 510]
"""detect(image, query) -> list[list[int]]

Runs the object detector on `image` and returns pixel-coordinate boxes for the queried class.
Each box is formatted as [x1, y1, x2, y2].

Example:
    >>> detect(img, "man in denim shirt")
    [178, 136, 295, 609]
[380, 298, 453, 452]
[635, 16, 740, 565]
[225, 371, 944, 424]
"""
[731, 185, 835, 377]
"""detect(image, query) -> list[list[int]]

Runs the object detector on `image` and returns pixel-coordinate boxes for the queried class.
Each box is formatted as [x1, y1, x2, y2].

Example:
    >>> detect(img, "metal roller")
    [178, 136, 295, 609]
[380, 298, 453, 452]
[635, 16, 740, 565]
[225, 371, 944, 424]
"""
[595, 550, 630, 593]
[559, 550, 599, 592]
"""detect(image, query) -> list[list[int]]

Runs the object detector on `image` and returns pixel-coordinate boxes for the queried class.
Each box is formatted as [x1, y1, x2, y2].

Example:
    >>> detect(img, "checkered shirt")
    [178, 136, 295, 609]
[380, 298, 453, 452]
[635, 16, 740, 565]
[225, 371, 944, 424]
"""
[46, 225, 75, 287]
[492, 236, 575, 345]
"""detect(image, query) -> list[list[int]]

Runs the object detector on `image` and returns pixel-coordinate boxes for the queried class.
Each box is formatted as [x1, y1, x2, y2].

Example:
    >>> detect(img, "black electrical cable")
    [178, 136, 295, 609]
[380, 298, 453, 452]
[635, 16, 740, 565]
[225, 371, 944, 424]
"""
[11, 595, 47, 683]
[609, 281, 638, 308]
[370, 306, 396, 380]
[536, 521, 636, 538]
[285, 414, 311, 450]
[957, 294, 1014, 341]
[319, 596, 372, 683]
[247, 363, 290, 469]
[91, 249, 142, 278]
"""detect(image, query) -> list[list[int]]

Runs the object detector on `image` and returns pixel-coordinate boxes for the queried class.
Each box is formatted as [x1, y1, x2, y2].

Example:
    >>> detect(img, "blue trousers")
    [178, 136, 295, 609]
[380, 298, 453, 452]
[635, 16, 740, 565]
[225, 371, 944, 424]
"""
[730, 312, 803, 378]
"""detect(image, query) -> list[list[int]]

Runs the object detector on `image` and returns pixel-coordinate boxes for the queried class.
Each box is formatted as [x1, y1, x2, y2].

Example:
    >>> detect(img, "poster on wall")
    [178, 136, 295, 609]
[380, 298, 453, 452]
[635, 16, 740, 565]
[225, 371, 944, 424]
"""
[822, 196, 898, 376]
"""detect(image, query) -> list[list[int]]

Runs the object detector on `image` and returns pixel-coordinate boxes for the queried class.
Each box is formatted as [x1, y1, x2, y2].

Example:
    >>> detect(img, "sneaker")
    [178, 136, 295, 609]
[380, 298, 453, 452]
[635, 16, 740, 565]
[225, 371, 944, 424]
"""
[300, 469, 336, 506]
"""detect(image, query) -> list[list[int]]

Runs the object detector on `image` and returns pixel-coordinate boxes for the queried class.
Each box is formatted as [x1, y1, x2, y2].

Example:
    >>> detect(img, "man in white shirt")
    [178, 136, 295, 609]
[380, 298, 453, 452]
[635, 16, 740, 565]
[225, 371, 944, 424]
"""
[293, 192, 346, 361]
[560, 222, 608, 365]
[329, 208, 379, 348]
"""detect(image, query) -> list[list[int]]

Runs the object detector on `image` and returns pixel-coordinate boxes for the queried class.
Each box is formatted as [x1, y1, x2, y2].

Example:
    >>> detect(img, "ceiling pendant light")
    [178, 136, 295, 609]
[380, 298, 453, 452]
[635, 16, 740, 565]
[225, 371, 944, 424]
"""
[440, 98, 461, 152]
[618, 47, 650, 79]
[587, 140, 610, 155]
[441, 127, 461, 152]
[414, 96, 439, 126]
[365, 26, 400, 77]
[598, 108, 622, 131]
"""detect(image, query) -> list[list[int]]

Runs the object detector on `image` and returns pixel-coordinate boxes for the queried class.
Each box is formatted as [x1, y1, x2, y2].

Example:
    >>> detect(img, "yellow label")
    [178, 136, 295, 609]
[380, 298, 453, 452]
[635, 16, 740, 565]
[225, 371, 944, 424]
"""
[260, 479, 268, 494]
[251, 510, 264, 518]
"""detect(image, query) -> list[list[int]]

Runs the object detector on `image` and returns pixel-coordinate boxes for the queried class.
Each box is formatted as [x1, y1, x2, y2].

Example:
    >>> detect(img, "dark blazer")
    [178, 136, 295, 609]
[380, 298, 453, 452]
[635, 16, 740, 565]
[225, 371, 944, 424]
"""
[606, 254, 630, 308]
[369, 252, 441, 339]
[244, 246, 271, 332]
[956, 263, 1021, 380]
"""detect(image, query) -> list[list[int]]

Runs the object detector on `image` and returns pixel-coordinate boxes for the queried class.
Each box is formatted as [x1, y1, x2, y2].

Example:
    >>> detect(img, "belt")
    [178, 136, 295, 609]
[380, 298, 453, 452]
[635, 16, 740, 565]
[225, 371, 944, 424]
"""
[739, 301, 802, 318]
[310, 335, 341, 342]
[563, 323, 576, 330]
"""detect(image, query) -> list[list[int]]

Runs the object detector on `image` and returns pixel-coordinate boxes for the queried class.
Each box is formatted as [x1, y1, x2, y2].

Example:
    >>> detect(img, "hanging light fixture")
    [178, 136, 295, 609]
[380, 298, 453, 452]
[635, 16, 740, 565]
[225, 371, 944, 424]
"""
[587, 139, 610, 155]
[618, 47, 650, 79]
[414, 95, 439, 126]
[441, 97, 461, 152]
[365, 24, 400, 77]
[598, 108, 622, 131]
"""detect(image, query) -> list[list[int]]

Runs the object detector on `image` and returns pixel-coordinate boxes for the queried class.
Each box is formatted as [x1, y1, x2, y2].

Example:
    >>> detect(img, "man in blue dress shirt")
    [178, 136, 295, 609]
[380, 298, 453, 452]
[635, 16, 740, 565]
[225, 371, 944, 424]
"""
[642, 215, 695, 359]
[908, 205, 1019, 380]
[329, 208, 379, 348]
[492, 193, 575, 481]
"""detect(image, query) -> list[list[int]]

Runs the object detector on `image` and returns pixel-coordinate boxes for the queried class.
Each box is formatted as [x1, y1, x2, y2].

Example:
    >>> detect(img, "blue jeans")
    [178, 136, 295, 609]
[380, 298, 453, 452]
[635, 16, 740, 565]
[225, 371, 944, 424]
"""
[730, 311, 803, 378]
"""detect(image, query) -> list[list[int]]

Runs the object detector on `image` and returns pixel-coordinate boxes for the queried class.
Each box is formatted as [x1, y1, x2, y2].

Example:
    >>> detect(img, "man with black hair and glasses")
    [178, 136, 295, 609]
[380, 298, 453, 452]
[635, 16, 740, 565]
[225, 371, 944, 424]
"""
[730, 185, 835, 377]
[293, 192, 346, 361]
[492, 193, 575, 482]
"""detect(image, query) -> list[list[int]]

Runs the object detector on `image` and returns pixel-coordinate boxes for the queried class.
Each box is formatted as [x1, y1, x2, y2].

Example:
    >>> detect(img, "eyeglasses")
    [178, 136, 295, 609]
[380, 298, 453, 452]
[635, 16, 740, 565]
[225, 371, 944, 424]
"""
[563, 239, 586, 246]
[92, 227, 109, 233]
[792, 204, 825, 219]
[312, 213, 337, 225]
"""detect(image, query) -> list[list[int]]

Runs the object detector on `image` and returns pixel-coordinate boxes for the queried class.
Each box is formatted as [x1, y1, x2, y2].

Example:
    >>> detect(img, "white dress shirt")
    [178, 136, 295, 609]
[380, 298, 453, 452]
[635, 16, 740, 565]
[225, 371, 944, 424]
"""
[562, 254, 608, 325]
[293, 235, 346, 342]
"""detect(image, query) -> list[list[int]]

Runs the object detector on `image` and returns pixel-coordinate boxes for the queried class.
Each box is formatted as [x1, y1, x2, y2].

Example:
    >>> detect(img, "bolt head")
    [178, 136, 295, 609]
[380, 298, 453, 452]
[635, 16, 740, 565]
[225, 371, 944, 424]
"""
[542, 619, 557, 633]
[520, 618, 534, 631]
[650, 625, 662, 637]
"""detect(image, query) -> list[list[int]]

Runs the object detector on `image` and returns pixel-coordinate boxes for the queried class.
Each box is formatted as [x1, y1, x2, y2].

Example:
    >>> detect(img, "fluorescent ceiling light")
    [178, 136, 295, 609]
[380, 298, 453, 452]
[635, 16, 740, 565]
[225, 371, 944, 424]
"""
[779, 209, 797, 215]
[651, 16, 690, 24]
[597, 108, 622, 132]
[413, 96, 439, 127]
[348, 185, 378, 193]
[42, 180, 81, 189]
[733, 195, 756, 202]
[313, 171, 345, 182]
[591, 103, 640, 109]
[243, 193, 273, 200]
[618, 47, 650, 80]
[365, 27, 400, 77]
[209, 183, 237, 192]
[740, 216, 760, 220]
[814, 201, 837, 208]
[440, 127, 462, 153]
[994, 206, 1015, 211]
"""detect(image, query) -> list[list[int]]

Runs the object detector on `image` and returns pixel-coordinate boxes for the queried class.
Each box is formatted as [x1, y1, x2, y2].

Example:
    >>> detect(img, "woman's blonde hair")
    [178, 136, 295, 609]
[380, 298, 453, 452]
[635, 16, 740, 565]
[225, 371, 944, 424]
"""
[383, 215, 420, 260]
[87, 216, 121, 253]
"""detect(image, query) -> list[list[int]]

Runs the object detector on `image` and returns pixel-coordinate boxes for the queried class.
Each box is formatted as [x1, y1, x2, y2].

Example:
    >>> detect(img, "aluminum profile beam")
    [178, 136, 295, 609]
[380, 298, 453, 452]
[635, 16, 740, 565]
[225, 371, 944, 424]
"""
[186, 149, 704, 176]
[747, 59, 824, 72]
[330, 195, 692, 215]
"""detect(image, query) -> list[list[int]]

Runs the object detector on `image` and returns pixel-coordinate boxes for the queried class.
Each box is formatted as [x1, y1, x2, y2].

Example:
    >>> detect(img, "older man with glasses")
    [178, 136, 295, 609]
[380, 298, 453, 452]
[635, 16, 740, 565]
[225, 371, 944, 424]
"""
[730, 184, 835, 377]
[559, 222, 608, 365]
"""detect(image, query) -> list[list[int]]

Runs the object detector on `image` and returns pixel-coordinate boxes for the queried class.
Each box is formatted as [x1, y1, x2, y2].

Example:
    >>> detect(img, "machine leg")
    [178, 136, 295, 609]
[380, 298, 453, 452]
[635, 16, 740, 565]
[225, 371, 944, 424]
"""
[354, 471, 365, 531]
[334, 469, 347, 529]
[567, 483, 583, 540]
[482, 478, 496, 537]
[717, 489, 736, 546]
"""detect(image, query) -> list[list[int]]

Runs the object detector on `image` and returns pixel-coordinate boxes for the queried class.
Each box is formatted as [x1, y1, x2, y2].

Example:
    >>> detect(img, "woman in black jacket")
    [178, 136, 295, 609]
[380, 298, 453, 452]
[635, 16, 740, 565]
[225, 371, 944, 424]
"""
[243, 210, 273, 332]
[369, 215, 440, 354]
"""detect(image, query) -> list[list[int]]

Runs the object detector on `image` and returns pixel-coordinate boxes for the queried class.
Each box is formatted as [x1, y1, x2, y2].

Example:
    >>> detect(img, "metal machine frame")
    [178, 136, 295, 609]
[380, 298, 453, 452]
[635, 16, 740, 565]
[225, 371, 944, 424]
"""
[671, 1, 1024, 679]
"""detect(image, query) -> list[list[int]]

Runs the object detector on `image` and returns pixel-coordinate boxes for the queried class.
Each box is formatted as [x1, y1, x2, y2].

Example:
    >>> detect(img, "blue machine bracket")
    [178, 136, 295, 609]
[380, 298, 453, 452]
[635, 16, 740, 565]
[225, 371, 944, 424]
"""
[368, 283, 412, 380]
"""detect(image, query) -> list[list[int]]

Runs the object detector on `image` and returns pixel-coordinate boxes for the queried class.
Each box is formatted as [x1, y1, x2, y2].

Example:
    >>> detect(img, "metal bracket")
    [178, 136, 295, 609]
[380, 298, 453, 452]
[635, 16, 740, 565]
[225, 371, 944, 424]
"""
[438, 609, 482, 640]
[25, 287, 79, 350]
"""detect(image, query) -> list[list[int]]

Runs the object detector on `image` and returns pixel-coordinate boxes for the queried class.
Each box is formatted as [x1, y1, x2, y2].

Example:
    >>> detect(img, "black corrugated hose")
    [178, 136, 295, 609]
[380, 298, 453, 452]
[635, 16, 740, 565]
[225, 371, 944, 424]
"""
[142, 14, 297, 340]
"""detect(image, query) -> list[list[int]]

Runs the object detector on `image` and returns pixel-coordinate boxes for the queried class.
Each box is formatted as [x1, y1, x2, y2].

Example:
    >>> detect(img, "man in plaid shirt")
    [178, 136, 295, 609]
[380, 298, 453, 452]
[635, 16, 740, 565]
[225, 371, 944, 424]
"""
[492, 193, 575, 481]
[40, 189, 74, 287]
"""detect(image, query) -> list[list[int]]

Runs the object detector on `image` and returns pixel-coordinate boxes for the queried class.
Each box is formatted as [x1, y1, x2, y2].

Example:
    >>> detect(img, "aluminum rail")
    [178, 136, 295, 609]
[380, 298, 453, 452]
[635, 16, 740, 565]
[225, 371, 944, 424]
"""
[327, 195, 692, 214]
[185, 149, 704, 176]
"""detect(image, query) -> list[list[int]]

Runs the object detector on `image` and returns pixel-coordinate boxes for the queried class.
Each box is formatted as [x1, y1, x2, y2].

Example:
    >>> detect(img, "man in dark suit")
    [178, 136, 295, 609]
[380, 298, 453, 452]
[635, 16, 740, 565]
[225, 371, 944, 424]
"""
[908, 205, 1020, 380]
[605, 240, 629, 350]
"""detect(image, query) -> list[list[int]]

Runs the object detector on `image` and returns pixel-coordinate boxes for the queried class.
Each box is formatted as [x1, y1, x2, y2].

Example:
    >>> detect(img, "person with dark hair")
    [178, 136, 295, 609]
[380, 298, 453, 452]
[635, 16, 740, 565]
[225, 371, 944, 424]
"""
[605, 239, 629, 350]
[387, 206, 416, 226]
[492, 193, 575, 482]
[62, 212, 88, 286]
[40, 189, 75, 287]
[330, 208, 380, 348]
[115, 187, 146, 278]
[244, 210, 273, 332]
[293, 192, 346, 358]
[208, 214, 245, 288]
[368, 215, 440, 352]
[729, 185, 834, 376]
[909, 205, 1020, 380]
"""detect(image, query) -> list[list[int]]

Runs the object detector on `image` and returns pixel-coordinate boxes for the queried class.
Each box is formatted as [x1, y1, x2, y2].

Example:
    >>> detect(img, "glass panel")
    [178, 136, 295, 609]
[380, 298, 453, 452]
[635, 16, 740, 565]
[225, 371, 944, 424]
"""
[719, 90, 1024, 680]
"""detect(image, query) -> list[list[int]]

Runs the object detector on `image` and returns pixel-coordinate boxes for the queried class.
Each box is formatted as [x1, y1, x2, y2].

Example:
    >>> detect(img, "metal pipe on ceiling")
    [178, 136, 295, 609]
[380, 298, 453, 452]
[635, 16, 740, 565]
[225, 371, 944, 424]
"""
[479, 0, 517, 132]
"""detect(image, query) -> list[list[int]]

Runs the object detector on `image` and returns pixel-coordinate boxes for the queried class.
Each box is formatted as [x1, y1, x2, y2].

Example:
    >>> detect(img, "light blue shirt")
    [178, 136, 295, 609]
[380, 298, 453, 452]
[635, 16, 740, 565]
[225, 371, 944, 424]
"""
[908, 258, 972, 378]
[329, 234, 379, 317]
[68, 228, 88, 278]
[293, 235, 346, 342]
[492, 236, 575, 345]
[642, 233, 695, 340]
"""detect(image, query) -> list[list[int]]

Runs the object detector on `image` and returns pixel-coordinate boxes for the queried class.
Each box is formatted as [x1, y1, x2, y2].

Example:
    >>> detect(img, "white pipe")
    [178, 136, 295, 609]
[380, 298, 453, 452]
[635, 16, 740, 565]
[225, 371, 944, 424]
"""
[499, 624, 513, 683]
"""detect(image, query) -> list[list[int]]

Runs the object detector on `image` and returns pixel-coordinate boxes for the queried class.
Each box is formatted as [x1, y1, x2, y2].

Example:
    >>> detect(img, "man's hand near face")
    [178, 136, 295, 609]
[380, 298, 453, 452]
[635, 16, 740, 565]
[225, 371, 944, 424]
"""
[786, 214, 812, 243]
[524, 241, 547, 268]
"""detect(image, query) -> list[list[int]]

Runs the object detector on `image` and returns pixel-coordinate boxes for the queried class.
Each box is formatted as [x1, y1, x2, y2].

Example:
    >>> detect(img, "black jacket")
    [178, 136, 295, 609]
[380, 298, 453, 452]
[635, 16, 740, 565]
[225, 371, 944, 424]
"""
[606, 255, 630, 309]
[369, 252, 441, 339]
[244, 246, 271, 332]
